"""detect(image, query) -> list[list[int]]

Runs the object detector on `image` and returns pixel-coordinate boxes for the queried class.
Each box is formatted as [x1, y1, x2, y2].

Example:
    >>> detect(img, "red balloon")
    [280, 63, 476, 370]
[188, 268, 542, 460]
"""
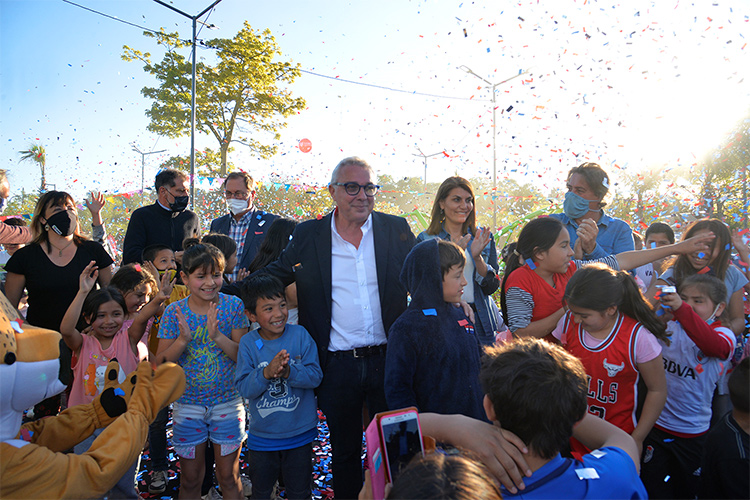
[299, 138, 312, 153]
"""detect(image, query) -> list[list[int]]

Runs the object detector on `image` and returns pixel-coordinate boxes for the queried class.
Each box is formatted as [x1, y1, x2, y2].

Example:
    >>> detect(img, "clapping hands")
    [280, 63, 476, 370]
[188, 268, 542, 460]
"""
[264, 349, 290, 379]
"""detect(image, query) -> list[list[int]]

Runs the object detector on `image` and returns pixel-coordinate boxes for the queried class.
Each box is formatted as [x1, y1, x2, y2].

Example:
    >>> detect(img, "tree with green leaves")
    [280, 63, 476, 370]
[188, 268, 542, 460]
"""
[158, 148, 229, 177]
[123, 22, 306, 176]
[18, 143, 47, 192]
[696, 113, 750, 225]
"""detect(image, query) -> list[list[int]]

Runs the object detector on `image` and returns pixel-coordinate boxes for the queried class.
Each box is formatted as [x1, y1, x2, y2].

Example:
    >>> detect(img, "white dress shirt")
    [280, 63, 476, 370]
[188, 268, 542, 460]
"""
[462, 248, 475, 303]
[328, 213, 387, 351]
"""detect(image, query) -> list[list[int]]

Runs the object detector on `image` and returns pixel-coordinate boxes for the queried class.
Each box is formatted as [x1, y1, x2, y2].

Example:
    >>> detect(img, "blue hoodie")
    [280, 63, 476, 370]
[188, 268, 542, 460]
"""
[384, 239, 485, 420]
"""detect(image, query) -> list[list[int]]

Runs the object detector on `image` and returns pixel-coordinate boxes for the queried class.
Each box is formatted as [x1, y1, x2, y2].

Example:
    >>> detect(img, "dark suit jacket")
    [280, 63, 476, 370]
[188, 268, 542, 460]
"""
[233, 211, 415, 366]
[209, 210, 279, 271]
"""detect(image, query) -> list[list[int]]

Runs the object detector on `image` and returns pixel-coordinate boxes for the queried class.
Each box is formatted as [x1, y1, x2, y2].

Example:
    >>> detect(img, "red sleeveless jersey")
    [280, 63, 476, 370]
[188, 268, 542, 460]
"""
[562, 312, 642, 434]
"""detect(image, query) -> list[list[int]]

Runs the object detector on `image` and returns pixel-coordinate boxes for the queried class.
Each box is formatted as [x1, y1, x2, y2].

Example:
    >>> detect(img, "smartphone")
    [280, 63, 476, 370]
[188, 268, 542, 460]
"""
[656, 285, 677, 294]
[379, 409, 424, 484]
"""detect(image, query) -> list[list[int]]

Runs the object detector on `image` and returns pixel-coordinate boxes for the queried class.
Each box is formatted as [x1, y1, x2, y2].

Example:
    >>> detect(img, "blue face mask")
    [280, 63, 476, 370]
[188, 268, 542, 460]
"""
[563, 191, 596, 219]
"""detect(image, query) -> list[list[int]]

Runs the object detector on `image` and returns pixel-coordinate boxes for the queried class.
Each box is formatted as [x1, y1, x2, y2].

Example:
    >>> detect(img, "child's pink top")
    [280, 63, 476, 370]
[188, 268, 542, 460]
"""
[68, 328, 140, 407]
[122, 316, 153, 360]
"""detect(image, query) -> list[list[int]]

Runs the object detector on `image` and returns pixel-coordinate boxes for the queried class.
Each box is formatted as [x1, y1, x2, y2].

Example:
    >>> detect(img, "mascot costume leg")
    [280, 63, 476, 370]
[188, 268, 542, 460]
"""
[0, 293, 186, 499]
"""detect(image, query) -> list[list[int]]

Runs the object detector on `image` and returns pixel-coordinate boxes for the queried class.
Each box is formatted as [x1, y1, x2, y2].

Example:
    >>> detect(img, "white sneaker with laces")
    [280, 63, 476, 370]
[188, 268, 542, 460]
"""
[148, 470, 168, 494]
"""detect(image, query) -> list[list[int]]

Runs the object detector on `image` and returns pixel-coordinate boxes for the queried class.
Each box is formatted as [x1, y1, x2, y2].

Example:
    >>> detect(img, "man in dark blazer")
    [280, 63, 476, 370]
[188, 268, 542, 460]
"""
[235, 157, 415, 499]
[209, 171, 278, 280]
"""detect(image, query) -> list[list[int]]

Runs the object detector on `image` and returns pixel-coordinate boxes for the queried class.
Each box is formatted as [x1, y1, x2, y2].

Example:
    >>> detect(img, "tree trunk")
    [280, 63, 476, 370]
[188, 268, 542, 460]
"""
[220, 143, 229, 177]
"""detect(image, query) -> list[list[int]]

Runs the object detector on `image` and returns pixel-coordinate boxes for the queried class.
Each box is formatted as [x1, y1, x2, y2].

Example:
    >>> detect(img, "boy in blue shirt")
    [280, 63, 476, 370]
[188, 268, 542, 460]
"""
[385, 238, 485, 420]
[236, 274, 323, 500]
[480, 338, 648, 499]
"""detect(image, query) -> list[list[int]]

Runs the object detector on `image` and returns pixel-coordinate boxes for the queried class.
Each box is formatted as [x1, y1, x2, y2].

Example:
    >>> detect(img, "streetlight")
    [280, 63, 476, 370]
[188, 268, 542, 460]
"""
[132, 145, 167, 204]
[412, 146, 445, 191]
[458, 65, 530, 230]
[153, 0, 224, 209]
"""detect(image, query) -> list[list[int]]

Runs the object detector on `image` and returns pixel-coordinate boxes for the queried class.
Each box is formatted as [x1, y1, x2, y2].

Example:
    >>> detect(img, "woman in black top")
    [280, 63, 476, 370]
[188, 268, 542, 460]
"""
[5, 191, 113, 330]
[5, 191, 113, 418]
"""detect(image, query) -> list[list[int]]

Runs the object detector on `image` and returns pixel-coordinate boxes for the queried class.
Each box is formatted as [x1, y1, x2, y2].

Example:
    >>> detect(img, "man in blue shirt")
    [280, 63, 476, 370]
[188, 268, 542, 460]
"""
[480, 338, 647, 499]
[550, 163, 634, 260]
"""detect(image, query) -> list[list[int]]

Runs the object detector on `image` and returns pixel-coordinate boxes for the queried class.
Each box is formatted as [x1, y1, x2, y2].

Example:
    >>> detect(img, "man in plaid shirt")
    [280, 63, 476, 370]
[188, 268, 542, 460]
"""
[209, 171, 278, 280]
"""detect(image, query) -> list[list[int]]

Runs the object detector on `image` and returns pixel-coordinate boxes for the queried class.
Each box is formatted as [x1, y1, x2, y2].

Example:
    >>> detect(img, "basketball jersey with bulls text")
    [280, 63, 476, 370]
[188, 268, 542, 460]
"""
[561, 312, 643, 433]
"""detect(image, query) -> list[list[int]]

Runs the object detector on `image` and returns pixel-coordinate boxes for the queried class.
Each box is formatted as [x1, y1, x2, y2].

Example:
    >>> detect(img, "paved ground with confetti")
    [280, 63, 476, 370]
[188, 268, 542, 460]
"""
[137, 409, 336, 499]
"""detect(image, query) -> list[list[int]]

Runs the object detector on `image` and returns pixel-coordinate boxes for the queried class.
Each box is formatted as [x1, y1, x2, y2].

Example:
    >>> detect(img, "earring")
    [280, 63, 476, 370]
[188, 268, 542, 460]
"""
[44, 224, 50, 231]
[440, 208, 445, 219]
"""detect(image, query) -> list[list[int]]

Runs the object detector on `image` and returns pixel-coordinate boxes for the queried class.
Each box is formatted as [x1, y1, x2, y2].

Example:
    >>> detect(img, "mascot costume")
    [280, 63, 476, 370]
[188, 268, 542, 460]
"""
[0, 293, 185, 499]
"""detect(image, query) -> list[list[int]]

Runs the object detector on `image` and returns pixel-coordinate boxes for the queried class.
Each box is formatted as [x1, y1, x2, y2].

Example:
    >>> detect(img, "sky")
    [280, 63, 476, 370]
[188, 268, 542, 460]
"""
[1, 0, 749, 202]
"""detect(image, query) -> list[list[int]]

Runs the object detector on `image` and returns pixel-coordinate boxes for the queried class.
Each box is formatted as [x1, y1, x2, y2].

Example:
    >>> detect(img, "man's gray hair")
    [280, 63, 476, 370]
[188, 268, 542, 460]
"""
[330, 156, 377, 184]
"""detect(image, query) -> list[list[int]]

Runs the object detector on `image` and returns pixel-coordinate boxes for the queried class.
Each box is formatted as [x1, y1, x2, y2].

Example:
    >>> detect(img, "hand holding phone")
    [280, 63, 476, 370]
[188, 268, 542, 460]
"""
[365, 407, 424, 500]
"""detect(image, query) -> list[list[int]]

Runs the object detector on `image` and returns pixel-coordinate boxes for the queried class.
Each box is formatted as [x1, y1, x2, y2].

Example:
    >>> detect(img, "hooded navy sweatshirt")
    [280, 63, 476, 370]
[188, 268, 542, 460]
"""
[384, 239, 485, 420]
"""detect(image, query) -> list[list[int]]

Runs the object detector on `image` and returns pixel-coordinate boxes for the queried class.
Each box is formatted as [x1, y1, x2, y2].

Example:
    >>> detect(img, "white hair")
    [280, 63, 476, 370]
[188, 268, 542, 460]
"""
[330, 156, 377, 184]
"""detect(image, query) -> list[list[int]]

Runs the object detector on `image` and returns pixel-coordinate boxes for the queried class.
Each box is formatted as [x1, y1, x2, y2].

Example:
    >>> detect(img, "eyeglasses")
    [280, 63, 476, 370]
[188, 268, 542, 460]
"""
[225, 190, 250, 199]
[330, 182, 380, 197]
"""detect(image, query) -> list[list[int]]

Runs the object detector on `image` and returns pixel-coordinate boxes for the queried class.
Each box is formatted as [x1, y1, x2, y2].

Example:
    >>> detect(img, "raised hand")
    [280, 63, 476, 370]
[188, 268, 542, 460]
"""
[236, 267, 250, 282]
[576, 218, 598, 255]
[455, 233, 471, 250]
[573, 235, 584, 260]
[175, 308, 193, 344]
[731, 230, 748, 256]
[206, 302, 220, 341]
[79, 261, 99, 294]
[143, 261, 161, 285]
[158, 265, 175, 300]
[264, 349, 290, 379]
[677, 232, 715, 255]
[657, 288, 682, 310]
[85, 192, 106, 226]
[471, 226, 492, 259]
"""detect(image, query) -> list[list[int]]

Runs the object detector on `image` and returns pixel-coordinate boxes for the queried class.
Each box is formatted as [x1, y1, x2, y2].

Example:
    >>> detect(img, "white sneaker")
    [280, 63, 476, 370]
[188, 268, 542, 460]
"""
[240, 475, 252, 497]
[216, 476, 251, 497]
[201, 487, 222, 500]
[148, 470, 168, 494]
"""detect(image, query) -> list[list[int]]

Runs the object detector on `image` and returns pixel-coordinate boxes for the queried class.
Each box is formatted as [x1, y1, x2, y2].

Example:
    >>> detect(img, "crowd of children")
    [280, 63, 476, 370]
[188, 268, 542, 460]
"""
[3, 175, 749, 500]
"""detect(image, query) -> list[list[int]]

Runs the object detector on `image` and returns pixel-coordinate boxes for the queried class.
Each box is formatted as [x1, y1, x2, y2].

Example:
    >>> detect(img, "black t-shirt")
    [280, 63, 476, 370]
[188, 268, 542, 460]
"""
[5, 240, 114, 330]
[699, 412, 750, 499]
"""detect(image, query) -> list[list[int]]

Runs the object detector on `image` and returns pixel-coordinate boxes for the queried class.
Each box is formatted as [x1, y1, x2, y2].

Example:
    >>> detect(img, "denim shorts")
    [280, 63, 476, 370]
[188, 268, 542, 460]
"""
[172, 397, 246, 456]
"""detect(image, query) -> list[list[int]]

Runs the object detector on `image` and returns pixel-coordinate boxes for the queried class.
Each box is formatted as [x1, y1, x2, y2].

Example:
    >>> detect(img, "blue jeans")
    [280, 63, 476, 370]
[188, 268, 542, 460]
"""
[249, 442, 312, 500]
[148, 406, 169, 471]
[74, 428, 140, 498]
[317, 350, 388, 500]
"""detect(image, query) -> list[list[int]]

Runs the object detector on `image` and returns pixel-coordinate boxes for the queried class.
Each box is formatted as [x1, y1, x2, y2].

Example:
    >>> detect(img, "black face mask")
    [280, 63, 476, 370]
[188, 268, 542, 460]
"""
[170, 195, 189, 213]
[45, 210, 77, 236]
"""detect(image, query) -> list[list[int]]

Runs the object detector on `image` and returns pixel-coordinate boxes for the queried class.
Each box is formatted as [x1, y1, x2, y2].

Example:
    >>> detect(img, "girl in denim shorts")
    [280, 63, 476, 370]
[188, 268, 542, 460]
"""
[157, 239, 249, 499]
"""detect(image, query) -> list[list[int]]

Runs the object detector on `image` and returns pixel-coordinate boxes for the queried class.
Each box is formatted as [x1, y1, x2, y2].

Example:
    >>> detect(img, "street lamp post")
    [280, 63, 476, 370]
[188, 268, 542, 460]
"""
[153, 0, 223, 209]
[132, 145, 167, 204]
[458, 65, 529, 230]
[412, 147, 444, 191]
